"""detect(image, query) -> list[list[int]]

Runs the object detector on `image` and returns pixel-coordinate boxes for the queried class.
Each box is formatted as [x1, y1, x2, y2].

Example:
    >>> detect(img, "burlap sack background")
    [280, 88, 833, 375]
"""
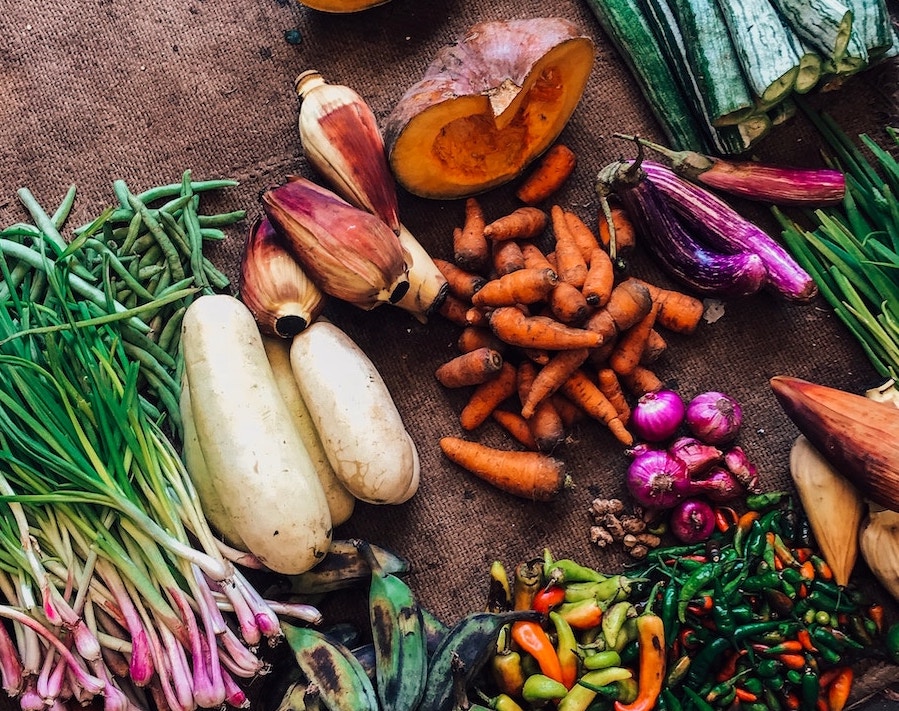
[2, 0, 899, 705]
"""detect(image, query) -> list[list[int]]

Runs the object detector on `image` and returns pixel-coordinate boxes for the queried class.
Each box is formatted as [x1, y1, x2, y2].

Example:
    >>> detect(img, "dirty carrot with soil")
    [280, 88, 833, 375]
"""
[492, 409, 539, 450]
[632, 279, 705, 335]
[435, 347, 505, 388]
[484, 207, 549, 241]
[434, 257, 487, 301]
[549, 280, 592, 324]
[584, 278, 654, 346]
[459, 361, 518, 430]
[521, 347, 591, 418]
[473, 267, 559, 307]
[560, 369, 634, 446]
[439, 436, 569, 501]
[456, 198, 490, 272]
[521, 242, 557, 271]
[608, 301, 660, 377]
[516, 143, 577, 205]
[551, 205, 588, 288]
[563, 210, 602, 263]
[598, 203, 637, 259]
[457, 325, 506, 354]
[597, 368, 630, 423]
[492, 238, 527, 275]
[488, 307, 603, 350]
[582, 246, 615, 307]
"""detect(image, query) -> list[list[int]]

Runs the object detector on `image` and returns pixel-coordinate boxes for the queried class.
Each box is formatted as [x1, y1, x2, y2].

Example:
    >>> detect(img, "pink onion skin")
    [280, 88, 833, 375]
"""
[685, 391, 743, 445]
[668, 436, 722, 476]
[670, 498, 717, 543]
[723, 446, 761, 493]
[626, 449, 689, 509]
[630, 389, 686, 442]
[684, 467, 743, 503]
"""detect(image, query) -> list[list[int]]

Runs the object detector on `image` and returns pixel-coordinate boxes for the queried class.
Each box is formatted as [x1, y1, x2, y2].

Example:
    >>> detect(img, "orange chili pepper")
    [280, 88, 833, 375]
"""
[799, 560, 816, 582]
[794, 547, 813, 563]
[868, 603, 885, 633]
[555, 597, 604, 630]
[714, 506, 739, 532]
[734, 687, 757, 703]
[511, 620, 564, 684]
[797, 628, 817, 653]
[549, 611, 579, 690]
[812, 555, 834, 581]
[826, 666, 853, 711]
[614, 612, 665, 711]
[778, 653, 807, 670]
[783, 690, 802, 710]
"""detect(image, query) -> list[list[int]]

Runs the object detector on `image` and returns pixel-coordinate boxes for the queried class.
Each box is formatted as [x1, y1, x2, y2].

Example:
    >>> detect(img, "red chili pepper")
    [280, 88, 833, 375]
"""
[714, 649, 744, 682]
[765, 639, 804, 655]
[797, 629, 817, 653]
[532, 585, 565, 614]
[678, 628, 701, 650]
[714, 506, 738, 532]
[794, 547, 813, 563]
[868, 603, 885, 633]
[783, 689, 801, 710]
[614, 612, 666, 711]
[511, 620, 564, 684]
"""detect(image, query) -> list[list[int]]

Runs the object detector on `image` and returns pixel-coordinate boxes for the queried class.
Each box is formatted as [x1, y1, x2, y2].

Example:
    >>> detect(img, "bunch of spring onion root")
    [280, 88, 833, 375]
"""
[0, 181, 316, 709]
[774, 105, 899, 382]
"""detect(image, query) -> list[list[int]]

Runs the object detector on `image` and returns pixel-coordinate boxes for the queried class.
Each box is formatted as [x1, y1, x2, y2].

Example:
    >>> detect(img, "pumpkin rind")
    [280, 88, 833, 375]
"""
[384, 18, 595, 199]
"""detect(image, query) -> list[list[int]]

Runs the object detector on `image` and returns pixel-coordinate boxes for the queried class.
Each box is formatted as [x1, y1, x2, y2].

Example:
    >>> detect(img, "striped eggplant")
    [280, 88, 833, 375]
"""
[641, 160, 818, 301]
[595, 155, 767, 299]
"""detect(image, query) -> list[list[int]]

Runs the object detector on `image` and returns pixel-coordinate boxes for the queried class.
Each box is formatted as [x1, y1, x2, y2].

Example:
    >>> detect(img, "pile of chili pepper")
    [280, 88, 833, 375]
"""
[475, 493, 887, 711]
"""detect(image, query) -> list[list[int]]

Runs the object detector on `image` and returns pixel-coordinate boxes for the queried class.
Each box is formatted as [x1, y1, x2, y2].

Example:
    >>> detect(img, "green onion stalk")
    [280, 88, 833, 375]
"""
[774, 102, 899, 385]
[0, 182, 319, 709]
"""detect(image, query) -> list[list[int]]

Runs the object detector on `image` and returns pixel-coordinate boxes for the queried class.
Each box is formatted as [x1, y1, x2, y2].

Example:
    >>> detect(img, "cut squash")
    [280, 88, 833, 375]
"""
[383, 18, 595, 199]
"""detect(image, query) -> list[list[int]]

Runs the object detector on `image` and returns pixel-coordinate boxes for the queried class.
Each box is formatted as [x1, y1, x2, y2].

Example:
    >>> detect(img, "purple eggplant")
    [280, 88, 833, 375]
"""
[641, 160, 817, 301]
[595, 156, 768, 299]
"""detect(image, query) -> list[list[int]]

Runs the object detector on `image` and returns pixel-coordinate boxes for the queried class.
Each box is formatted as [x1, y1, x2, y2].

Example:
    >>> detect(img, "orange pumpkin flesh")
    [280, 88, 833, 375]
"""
[384, 18, 595, 200]
[297, 0, 390, 12]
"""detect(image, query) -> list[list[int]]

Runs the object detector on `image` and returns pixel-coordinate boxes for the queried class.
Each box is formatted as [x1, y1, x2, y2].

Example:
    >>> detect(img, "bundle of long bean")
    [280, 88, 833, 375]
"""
[0, 257, 320, 709]
[773, 107, 899, 381]
[0, 172, 244, 435]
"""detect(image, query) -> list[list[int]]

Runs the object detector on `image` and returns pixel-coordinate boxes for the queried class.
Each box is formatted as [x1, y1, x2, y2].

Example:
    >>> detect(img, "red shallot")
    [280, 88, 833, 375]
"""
[684, 466, 743, 503]
[626, 449, 689, 509]
[723, 446, 761, 493]
[630, 389, 685, 442]
[669, 498, 717, 543]
[668, 436, 722, 476]
[685, 391, 743, 444]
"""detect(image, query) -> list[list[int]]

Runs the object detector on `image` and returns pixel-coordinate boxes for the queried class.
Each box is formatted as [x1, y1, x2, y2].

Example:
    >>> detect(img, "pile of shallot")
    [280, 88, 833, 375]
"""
[625, 389, 759, 543]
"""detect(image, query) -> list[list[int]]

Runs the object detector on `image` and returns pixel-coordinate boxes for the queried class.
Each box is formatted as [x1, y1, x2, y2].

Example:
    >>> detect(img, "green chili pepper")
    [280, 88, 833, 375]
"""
[677, 563, 717, 622]
[684, 636, 730, 687]
[799, 666, 820, 711]
[522, 673, 568, 703]
[741, 571, 780, 592]
[682, 686, 716, 711]
[755, 658, 781, 678]
[548, 559, 608, 584]
[602, 601, 635, 651]
[661, 688, 683, 711]
[583, 650, 622, 670]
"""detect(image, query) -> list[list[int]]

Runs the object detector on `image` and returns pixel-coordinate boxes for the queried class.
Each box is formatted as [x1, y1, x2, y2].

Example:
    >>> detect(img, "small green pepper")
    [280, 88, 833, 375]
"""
[522, 673, 568, 704]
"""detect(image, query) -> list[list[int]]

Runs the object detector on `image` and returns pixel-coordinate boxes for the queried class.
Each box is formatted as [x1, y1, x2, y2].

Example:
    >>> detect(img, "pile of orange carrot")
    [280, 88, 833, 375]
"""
[435, 190, 707, 501]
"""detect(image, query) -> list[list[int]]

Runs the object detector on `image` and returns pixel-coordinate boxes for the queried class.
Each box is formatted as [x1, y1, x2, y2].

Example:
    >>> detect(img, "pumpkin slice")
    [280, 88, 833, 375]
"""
[384, 18, 595, 200]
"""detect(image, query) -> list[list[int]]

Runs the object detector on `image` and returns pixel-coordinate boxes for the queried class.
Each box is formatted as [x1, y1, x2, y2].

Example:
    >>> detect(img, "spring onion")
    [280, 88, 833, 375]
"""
[773, 102, 899, 380]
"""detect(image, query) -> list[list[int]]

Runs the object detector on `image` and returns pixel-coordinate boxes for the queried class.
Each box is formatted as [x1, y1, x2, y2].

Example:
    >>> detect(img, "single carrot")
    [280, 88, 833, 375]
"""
[483, 207, 549, 241]
[548, 281, 591, 325]
[632, 279, 705, 335]
[433, 257, 487, 302]
[521, 347, 551, 365]
[492, 409, 539, 450]
[516, 358, 539, 406]
[459, 361, 518, 430]
[520, 242, 556, 271]
[584, 278, 654, 346]
[551, 392, 587, 427]
[596, 368, 630, 424]
[581, 246, 615, 308]
[457, 326, 506, 355]
[551, 205, 588, 288]
[597, 202, 637, 260]
[563, 210, 602, 263]
[455, 198, 490, 272]
[492, 238, 527, 276]
[560, 369, 633, 446]
[435, 347, 505, 388]
[472, 267, 559, 307]
[529, 398, 566, 452]
[521, 348, 590, 419]
[608, 301, 660, 377]
[488, 307, 602, 350]
[620, 365, 664, 396]
[641, 329, 667, 364]
[438, 292, 473, 327]
[439, 436, 569, 501]
[515, 144, 577, 205]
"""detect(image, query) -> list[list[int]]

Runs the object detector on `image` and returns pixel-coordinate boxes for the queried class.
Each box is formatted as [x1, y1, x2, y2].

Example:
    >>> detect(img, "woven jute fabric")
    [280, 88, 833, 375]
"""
[2, 0, 899, 704]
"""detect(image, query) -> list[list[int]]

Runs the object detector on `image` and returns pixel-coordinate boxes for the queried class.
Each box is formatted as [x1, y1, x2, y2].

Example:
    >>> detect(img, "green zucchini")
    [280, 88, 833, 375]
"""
[638, 0, 740, 153]
[769, 0, 854, 60]
[665, 0, 755, 126]
[716, 0, 802, 105]
[842, 0, 893, 59]
[583, 0, 707, 152]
